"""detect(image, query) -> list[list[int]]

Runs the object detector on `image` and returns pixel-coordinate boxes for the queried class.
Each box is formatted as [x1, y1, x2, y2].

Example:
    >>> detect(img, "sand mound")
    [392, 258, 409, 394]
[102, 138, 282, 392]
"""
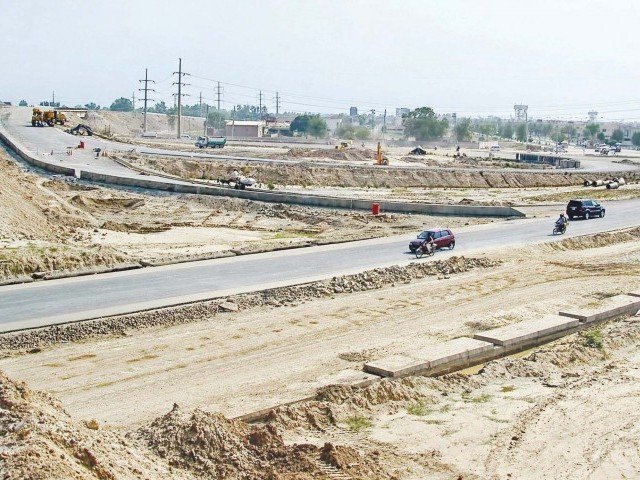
[0, 153, 85, 241]
[0, 371, 189, 480]
[547, 226, 640, 251]
[138, 406, 321, 479]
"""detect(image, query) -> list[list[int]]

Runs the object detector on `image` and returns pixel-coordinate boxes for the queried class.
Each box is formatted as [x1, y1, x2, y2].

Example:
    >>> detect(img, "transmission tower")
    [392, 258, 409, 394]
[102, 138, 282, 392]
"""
[173, 58, 190, 138]
[514, 104, 529, 141]
[138, 68, 155, 133]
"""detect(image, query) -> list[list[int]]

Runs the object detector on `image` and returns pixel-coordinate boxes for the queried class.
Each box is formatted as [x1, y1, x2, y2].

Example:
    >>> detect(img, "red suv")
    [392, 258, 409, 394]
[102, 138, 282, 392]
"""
[409, 228, 455, 253]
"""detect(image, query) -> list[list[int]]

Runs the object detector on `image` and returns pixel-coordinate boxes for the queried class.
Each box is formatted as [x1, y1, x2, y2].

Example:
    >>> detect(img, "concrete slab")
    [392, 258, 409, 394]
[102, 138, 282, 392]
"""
[474, 315, 580, 347]
[559, 294, 640, 323]
[628, 289, 640, 298]
[363, 354, 422, 378]
[409, 337, 495, 368]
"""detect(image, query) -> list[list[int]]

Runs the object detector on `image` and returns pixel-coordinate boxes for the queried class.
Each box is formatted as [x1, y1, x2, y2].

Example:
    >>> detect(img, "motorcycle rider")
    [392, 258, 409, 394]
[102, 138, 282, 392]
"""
[555, 213, 568, 231]
[420, 234, 436, 254]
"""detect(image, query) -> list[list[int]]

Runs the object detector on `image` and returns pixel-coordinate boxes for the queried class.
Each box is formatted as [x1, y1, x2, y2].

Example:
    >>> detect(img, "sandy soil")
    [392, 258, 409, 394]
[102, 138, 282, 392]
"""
[2, 232, 638, 433]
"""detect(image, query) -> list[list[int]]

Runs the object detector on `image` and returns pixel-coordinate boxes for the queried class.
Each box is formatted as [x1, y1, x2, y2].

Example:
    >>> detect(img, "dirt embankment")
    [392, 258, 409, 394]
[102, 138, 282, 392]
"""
[134, 154, 640, 189]
[0, 371, 390, 479]
[0, 152, 126, 279]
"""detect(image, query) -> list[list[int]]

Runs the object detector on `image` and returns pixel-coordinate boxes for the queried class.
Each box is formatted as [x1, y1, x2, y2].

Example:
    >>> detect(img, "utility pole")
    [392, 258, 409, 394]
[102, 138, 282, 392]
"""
[204, 104, 209, 136]
[258, 90, 263, 120]
[216, 82, 222, 111]
[52, 91, 55, 107]
[138, 68, 155, 133]
[173, 58, 190, 138]
[274, 91, 280, 118]
[199, 91, 203, 117]
[131, 92, 136, 115]
[232, 106, 236, 140]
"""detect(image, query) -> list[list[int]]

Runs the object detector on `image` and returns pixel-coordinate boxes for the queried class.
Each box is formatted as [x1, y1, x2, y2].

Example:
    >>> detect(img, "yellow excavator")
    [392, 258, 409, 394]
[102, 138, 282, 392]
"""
[374, 141, 388, 165]
[31, 108, 67, 127]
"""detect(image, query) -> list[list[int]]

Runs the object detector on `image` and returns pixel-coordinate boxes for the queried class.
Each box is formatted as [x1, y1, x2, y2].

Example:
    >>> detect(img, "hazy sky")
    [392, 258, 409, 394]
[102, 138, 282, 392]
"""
[2, 0, 639, 120]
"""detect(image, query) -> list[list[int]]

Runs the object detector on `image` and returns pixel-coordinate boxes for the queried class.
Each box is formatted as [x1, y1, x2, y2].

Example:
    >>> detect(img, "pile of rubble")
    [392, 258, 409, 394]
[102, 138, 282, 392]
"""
[0, 256, 499, 352]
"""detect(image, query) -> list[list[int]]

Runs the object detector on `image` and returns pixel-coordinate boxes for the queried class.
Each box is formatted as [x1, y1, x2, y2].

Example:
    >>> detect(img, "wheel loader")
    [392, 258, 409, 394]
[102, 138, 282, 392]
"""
[31, 108, 67, 127]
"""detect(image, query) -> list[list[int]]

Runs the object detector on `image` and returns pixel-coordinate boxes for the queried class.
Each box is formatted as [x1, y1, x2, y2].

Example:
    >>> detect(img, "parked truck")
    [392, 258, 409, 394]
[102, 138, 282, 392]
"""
[195, 136, 227, 149]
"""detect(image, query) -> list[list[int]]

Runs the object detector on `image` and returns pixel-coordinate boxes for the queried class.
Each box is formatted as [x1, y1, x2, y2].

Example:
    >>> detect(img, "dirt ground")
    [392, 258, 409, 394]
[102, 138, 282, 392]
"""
[1, 228, 639, 478]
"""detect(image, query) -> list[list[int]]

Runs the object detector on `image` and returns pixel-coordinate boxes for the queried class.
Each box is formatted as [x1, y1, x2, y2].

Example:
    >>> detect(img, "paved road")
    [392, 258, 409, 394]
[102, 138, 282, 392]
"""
[2, 199, 640, 332]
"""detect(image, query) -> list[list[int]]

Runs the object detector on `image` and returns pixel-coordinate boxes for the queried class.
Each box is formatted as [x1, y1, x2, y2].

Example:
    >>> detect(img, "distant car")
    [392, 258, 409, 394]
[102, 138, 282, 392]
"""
[566, 199, 605, 220]
[409, 228, 455, 253]
[180, 134, 191, 139]
[490, 144, 500, 152]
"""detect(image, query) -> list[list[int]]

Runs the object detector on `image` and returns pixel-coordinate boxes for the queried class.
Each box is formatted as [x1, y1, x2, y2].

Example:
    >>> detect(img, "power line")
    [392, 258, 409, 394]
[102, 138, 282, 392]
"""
[138, 68, 156, 133]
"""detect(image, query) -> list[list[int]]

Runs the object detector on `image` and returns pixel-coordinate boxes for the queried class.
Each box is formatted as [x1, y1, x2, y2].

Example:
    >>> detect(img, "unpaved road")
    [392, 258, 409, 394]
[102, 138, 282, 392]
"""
[2, 237, 638, 428]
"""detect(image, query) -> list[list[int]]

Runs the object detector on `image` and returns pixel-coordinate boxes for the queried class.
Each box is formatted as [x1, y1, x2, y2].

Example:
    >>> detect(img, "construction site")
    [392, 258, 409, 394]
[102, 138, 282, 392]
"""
[1, 101, 639, 479]
[3, 2, 640, 478]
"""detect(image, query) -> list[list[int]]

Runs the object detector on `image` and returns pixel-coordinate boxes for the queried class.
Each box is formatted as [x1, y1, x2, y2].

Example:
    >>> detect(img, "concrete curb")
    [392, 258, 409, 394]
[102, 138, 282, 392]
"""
[235, 288, 638, 423]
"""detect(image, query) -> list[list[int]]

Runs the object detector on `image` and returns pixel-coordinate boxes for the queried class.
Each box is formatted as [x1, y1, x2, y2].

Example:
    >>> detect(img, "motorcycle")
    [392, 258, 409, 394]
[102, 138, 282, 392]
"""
[552, 221, 567, 235]
[415, 240, 436, 259]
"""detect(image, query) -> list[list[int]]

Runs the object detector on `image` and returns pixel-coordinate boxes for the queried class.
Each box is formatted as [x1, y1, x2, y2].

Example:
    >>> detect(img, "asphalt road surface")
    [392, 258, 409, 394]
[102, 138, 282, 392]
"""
[1, 199, 640, 332]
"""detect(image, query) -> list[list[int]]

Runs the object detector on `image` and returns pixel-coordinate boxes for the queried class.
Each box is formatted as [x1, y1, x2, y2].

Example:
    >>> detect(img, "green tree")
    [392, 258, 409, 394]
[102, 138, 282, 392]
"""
[290, 114, 312, 134]
[611, 129, 624, 143]
[403, 107, 449, 141]
[110, 97, 133, 112]
[632, 132, 640, 147]
[18, 100, 27, 106]
[84, 102, 100, 110]
[207, 110, 227, 130]
[561, 124, 577, 141]
[551, 130, 567, 143]
[500, 123, 514, 139]
[597, 132, 606, 142]
[584, 123, 600, 141]
[354, 127, 371, 140]
[454, 117, 472, 141]
[150, 101, 167, 114]
[516, 123, 527, 142]
[308, 116, 328, 137]
[335, 124, 356, 139]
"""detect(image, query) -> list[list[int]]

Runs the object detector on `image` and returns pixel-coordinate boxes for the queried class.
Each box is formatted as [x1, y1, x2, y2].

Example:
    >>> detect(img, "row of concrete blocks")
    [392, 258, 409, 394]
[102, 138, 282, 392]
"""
[364, 291, 640, 378]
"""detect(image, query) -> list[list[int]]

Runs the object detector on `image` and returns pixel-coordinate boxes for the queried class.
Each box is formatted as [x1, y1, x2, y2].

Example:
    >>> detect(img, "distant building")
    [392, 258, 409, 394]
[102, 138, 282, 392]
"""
[225, 120, 266, 138]
[396, 107, 409, 118]
[349, 107, 358, 117]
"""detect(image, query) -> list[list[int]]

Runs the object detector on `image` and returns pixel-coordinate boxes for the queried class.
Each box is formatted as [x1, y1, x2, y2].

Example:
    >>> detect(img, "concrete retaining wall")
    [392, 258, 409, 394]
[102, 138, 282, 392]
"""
[0, 126, 76, 176]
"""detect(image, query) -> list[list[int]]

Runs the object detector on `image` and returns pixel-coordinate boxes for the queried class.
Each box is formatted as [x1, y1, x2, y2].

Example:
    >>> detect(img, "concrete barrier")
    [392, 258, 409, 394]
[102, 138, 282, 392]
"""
[629, 289, 640, 298]
[473, 315, 580, 347]
[364, 337, 494, 378]
[559, 294, 640, 323]
[363, 354, 422, 378]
